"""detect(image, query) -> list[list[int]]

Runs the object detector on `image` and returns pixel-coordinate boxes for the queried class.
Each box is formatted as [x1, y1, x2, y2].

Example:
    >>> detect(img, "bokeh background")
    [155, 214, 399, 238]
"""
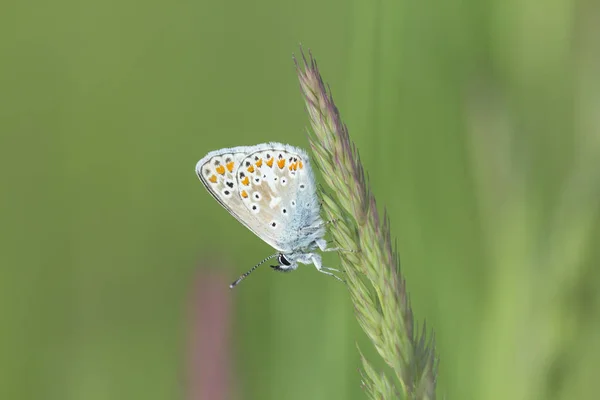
[2, 0, 599, 399]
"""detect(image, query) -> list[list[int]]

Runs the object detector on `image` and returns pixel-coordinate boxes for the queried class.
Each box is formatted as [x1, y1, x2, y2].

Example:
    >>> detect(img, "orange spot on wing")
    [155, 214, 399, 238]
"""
[226, 162, 234, 173]
[255, 158, 263, 167]
[247, 165, 255, 173]
[266, 158, 274, 168]
[216, 165, 225, 175]
[241, 190, 248, 198]
[209, 175, 217, 183]
[241, 176, 250, 186]
[277, 159, 285, 169]
[298, 161, 303, 169]
[289, 162, 297, 171]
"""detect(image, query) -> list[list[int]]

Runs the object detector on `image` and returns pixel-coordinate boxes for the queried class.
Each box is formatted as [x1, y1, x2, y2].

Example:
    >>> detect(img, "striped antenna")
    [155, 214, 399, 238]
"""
[230, 254, 278, 289]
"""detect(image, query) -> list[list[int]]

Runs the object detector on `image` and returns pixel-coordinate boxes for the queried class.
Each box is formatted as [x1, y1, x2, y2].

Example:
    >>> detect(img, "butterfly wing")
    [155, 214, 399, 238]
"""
[196, 147, 247, 206]
[196, 143, 324, 252]
[234, 144, 324, 252]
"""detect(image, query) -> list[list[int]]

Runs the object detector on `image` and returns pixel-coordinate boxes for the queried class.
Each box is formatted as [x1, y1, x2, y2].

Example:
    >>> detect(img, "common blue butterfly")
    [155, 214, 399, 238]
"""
[196, 143, 343, 288]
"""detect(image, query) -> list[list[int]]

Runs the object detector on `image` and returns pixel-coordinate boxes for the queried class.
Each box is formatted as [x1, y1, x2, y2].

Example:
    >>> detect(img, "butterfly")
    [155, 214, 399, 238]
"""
[196, 143, 344, 288]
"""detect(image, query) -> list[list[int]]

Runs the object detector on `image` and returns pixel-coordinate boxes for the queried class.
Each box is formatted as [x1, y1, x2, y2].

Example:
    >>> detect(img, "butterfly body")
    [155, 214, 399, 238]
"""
[196, 143, 341, 287]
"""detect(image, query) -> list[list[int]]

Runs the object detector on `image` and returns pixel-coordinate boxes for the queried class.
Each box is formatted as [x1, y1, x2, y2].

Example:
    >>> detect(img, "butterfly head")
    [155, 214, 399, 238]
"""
[270, 253, 299, 272]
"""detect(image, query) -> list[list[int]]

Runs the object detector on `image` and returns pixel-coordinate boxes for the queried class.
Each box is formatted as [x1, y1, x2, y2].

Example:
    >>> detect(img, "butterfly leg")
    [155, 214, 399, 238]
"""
[315, 238, 328, 251]
[316, 238, 356, 253]
[300, 220, 339, 237]
[311, 254, 345, 283]
[323, 247, 357, 253]
[314, 219, 341, 230]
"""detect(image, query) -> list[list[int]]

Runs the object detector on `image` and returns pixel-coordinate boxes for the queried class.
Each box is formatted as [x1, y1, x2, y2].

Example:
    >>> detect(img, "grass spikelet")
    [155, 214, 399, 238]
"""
[294, 48, 438, 399]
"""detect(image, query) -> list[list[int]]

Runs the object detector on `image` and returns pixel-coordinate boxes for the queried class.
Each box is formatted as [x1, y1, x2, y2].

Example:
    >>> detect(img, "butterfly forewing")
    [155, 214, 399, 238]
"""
[236, 147, 321, 251]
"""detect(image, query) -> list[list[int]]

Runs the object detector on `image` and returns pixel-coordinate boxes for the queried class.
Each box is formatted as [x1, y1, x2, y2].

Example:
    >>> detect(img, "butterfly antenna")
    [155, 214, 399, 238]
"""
[229, 254, 278, 289]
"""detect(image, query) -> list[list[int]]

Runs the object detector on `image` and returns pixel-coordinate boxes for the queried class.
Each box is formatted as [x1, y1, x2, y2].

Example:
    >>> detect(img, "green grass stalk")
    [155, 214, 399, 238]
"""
[295, 49, 438, 400]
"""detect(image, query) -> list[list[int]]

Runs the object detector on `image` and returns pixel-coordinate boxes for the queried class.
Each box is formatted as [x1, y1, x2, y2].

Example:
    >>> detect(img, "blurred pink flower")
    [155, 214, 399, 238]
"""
[187, 270, 234, 400]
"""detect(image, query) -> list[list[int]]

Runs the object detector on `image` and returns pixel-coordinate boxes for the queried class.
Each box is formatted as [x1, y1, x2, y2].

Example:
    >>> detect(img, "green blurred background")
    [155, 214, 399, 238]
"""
[2, 0, 599, 399]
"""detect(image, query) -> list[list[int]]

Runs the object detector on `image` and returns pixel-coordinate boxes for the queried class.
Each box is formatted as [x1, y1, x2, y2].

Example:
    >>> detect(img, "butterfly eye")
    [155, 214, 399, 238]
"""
[278, 254, 291, 266]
